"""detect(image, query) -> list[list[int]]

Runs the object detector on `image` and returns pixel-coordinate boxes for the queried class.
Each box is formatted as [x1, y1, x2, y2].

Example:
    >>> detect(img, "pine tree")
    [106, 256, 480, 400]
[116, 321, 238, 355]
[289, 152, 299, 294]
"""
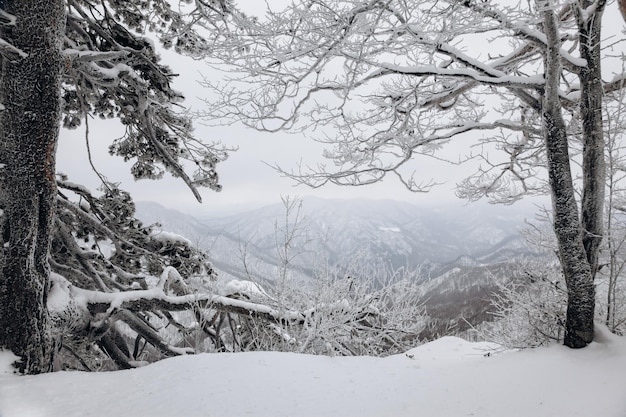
[0, 0, 230, 374]
[0, 0, 66, 375]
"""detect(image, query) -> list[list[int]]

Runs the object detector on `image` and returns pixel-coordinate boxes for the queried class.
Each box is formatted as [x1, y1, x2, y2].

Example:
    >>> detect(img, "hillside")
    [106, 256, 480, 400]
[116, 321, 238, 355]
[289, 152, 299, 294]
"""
[135, 198, 545, 333]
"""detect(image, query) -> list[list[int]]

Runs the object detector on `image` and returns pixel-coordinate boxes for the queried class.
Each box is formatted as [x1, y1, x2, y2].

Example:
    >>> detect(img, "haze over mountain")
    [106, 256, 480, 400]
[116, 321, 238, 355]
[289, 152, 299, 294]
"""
[135, 197, 547, 334]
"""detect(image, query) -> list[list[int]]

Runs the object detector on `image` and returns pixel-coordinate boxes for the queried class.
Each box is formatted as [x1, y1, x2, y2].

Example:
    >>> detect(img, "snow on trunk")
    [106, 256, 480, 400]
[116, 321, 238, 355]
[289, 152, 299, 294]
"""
[537, 0, 595, 348]
[0, 0, 66, 374]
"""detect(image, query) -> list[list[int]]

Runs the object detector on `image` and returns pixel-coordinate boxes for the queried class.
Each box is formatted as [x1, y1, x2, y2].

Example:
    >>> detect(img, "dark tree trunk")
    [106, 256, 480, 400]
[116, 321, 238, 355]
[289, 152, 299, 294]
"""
[539, 0, 595, 348]
[0, 0, 65, 374]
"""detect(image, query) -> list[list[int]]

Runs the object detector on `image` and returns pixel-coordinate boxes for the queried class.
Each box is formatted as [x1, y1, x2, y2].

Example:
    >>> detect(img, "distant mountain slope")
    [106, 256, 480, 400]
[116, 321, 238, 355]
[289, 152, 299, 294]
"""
[135, 198, 545, 333]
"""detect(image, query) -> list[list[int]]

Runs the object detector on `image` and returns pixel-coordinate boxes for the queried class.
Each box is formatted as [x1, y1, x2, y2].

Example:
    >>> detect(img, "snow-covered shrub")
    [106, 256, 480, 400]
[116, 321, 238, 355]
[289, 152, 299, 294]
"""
[48, 193, 426, 370]
[479, 259, 566, 349]
[596, 258, 626, 336]
[172, 264, 426, 357]
[181, 196, 428, 356]
[149, 253, 427, 358]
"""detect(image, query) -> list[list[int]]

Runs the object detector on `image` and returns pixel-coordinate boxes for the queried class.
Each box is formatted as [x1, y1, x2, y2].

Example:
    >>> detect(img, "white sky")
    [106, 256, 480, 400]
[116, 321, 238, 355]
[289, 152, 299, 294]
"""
[56, 101, 477, 217]
[56, 1, 624, 217]
[56, 38, 475, 215]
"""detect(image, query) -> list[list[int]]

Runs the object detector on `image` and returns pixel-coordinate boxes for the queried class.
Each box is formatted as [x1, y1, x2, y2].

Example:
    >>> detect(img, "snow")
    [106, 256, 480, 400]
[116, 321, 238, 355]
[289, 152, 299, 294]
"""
[1, 328, 625, 417]
[63, 49, 130, 63]
[150, 230, 193, 246]
[78, 234, 115, 259]
[65, 273, 299, 322]
[0, 10, 17, 26]
[378, 226, 400, 232]
[56, 180, 92, 196]
[0, 352, 19, 376]
[0, 38, 27, 60]
[222, 279, 268, 298]
[47, 273, 73, 313]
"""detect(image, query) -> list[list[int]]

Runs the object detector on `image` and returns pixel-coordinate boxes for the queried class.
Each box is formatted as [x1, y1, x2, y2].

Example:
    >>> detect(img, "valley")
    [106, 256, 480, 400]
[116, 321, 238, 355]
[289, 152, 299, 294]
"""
[135, 197, 549, 338]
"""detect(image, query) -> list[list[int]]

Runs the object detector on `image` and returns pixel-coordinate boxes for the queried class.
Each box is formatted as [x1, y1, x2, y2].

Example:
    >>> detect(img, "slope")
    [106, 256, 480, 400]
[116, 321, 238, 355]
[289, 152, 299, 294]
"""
[135, 198, 544, 336]
[1, 326, 624, 417]
[136, 197, 535, 280]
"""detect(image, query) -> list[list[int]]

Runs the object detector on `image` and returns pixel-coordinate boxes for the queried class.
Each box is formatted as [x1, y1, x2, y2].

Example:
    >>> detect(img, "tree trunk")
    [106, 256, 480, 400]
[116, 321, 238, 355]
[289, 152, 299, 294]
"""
[578, 1, 606, 279]
[0, 0, 65, 374]
[538, 0, 595, 348]
[544, 99, 596, 349]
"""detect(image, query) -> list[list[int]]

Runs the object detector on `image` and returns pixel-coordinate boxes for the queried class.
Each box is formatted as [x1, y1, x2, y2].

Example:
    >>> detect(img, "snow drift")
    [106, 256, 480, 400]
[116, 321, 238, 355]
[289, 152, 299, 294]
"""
[1, 326, 625, 417]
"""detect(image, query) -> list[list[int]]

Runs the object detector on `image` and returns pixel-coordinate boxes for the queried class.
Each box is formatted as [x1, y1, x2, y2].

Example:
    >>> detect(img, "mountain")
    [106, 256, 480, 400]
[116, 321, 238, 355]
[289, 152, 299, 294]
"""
[135, 197, 545, 334]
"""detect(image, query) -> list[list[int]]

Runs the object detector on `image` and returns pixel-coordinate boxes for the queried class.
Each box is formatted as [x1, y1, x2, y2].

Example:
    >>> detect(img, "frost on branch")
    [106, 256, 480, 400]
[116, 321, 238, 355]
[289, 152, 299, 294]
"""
[60, 0, 239, 201]
[201, 0, 613, 203]
[200, 0, 621, 348]
[46, 183, 427, 369]
[48, 179, 215, 370]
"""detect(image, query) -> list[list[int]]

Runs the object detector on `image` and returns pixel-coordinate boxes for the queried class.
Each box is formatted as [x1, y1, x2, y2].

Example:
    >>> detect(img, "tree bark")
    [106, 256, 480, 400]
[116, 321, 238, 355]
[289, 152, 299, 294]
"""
[538, 0, 595, 348]
[0, 0, 66, 374]
[578, 0, 606, 279]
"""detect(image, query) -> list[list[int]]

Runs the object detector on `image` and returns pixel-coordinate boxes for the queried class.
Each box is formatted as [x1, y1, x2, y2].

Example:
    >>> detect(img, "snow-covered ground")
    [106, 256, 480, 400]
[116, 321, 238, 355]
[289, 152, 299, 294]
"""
[1, 327, 625, 417]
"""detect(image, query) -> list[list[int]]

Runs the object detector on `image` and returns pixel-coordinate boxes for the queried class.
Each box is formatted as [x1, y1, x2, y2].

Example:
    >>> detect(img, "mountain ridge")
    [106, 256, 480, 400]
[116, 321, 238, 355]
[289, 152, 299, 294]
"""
[135, 197, 545, 333]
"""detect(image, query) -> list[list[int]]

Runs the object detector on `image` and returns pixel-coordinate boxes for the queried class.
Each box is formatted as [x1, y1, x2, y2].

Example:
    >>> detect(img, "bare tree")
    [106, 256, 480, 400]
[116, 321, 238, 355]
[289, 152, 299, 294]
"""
[600, 82, 626, 334]
[202, 0, 625, 348]
[201, 196, 427, 356]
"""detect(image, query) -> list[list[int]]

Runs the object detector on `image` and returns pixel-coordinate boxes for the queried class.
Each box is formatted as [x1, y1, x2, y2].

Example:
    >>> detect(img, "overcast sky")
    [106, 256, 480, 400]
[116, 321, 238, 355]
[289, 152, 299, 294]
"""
[56, 96, 474, 216]
[55, 6, 472, 216]
[56, 1, 624, 217]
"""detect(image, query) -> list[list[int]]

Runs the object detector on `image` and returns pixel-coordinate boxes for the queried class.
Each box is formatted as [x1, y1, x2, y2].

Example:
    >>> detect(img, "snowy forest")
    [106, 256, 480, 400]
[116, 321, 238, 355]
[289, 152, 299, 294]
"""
[1, 0, 626, 416]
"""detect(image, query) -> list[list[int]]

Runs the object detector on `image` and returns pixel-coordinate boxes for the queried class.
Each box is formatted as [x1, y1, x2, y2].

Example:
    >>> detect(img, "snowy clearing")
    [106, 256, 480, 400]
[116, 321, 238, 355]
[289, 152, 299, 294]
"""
[1, 327, 625, 417]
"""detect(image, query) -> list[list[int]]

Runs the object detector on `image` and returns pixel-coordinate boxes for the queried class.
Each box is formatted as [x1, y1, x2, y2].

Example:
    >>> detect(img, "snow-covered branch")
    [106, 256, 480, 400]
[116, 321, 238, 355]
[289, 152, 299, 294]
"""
[79, 287, 304, 325]
[200, 0, 617, 203]
[370, 63, 544, 89]
[61, 0, 233, 200]
[63, 49, 130, 62]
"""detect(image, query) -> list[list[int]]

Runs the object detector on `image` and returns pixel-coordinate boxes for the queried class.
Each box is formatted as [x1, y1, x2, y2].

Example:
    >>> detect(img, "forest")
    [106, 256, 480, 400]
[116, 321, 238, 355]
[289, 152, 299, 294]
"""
[0, 1, 625, 402]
